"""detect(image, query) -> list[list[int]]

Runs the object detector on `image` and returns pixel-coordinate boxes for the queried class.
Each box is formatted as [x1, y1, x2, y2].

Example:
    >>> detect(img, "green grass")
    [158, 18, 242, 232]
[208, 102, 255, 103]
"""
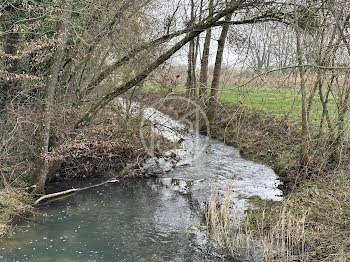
[219, 86, 340, 129]
[143, 83, 347, 131]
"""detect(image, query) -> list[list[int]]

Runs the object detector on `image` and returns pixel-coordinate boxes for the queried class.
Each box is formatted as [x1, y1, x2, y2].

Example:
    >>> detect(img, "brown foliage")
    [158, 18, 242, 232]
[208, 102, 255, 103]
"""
[47, 122, 142, 181]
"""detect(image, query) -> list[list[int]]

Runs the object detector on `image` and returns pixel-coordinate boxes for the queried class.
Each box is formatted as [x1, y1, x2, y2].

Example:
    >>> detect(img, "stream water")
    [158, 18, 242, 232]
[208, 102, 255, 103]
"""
[0, 100, 282, 262]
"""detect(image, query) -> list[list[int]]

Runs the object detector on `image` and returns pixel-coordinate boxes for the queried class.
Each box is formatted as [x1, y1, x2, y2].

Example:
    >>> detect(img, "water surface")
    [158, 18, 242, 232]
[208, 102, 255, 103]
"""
[1, 180, 228, 262]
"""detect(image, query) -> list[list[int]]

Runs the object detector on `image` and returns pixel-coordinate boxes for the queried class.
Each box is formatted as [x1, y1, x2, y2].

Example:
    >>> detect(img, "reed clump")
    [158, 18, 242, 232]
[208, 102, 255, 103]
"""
[207, 171, 350, 261]
[206, 184, 261, 261]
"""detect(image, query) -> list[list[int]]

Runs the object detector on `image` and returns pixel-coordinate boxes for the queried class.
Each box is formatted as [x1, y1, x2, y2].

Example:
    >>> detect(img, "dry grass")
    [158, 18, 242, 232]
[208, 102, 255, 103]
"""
[207, 185, 232, 249]
[258, 175, 350, 261]
[207, 171, 350, 261]
[206, 184, 261, 260]
[264, 170, 350, 261]
[0, 187, 33, 238]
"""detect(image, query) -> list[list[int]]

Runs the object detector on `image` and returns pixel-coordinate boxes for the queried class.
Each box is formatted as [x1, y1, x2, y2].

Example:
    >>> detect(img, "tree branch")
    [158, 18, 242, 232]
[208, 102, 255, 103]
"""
[82, 1, 277, 97]
[75, 0, 248, 128]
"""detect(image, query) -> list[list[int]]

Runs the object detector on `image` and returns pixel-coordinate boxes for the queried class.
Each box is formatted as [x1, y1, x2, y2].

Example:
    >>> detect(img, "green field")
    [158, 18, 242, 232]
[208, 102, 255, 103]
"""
[145, 83, 344, 131]
[218, 86, 340, 129]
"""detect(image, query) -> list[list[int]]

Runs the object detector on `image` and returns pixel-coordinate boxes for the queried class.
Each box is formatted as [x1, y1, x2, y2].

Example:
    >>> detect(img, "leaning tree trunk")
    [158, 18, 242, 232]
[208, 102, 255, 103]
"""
[199, 0, 214, 98]
[208, 13, 233, 124]
[74, 1, 247, 128]
[34, 0, 73, 193]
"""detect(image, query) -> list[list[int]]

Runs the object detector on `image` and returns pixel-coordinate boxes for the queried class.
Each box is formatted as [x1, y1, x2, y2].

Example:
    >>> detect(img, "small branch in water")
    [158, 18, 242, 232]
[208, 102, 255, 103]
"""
[34, 178, 119, 206]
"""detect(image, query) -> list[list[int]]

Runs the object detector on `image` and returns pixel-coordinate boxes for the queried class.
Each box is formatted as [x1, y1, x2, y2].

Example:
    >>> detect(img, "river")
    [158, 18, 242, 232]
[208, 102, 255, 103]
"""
[0, 99, 282, 262]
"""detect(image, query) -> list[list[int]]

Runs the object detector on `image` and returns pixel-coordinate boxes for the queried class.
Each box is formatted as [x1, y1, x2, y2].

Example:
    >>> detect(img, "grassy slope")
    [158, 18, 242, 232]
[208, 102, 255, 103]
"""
[165, 83, 342, 130]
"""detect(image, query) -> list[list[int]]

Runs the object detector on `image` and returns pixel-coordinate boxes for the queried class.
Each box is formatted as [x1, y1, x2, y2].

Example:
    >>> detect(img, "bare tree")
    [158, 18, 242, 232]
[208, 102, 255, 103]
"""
[74, 0, 271, 128]
[199, 0, 214, 97]
[294, 1, 309, 168]
[208, 12, 233, 123]
[34, 0, 73, 193]
[186, 0, 197, 97]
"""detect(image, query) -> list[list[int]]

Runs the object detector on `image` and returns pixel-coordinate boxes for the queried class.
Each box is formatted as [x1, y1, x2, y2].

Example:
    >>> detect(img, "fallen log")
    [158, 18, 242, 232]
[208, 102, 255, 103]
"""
[34, 178, 119, 205]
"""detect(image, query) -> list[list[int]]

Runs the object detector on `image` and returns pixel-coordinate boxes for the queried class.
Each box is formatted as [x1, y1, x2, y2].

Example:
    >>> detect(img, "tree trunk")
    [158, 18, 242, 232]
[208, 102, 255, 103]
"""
[186, 39, 195, 97]
[199, 0, 214, 97]
[193, 37, 199, 97]
[1, 4, 19, 116]
[186, 0, 196, 98]
[295, 3, 309, 168]
[208, 12, 233, 123]
[192, 0, 205, 98]
[331, 8, 350, 165]
[34, 0, 73, 193]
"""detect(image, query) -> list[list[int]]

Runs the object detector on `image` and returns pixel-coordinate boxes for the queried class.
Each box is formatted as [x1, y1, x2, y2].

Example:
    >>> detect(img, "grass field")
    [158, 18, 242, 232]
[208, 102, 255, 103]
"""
[144, 82, 348, 132]
[218, 86, 341, 130]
